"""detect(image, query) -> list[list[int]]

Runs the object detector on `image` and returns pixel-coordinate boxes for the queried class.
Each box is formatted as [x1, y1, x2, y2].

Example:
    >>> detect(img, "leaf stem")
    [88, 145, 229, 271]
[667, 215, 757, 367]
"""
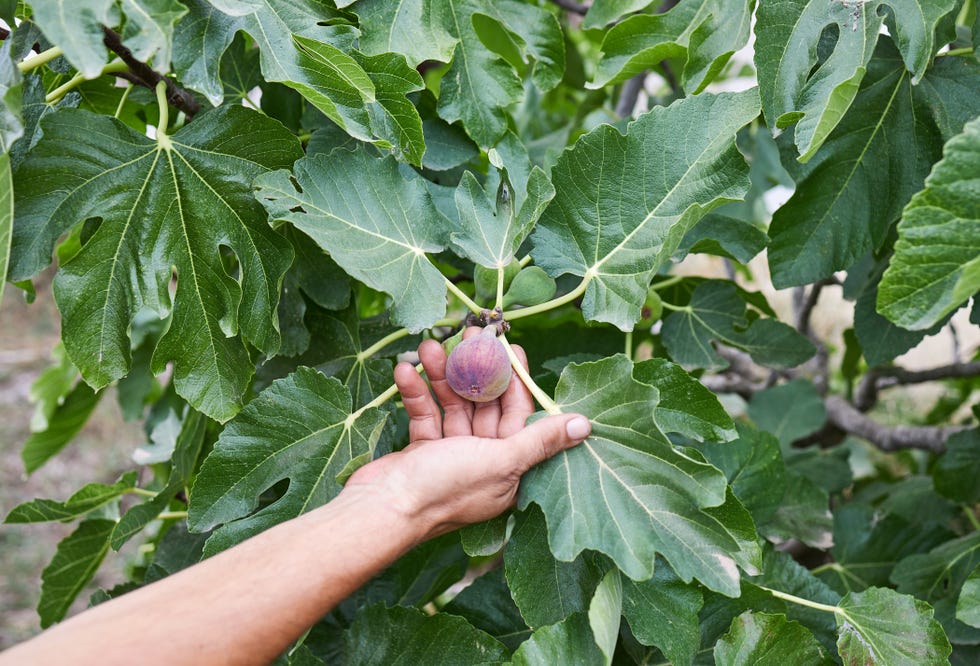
[444, 276, 482, 314]
[18, 46, 64, 73]
[937, 47, 973, 57]
[155, 80, 171, 145]
[660, 301, 691, 313]
[126, 488, 157, 498]
[114, 83, 134, 119]
[518, 255, 533, 268]
[356, 318, 457, 361]
[347, 363, 424, 423]
[506, 275, 590, 321]
[650, 274, 684, 291]
[44, 61, 128, 104]
[499, 333, 562, 415]
[965, 506, 980, 532]
[625, 330, 633, 362]
[757, 585, 840, 615]
[495, 265, 505, 310]
[158, 510, 188, 521]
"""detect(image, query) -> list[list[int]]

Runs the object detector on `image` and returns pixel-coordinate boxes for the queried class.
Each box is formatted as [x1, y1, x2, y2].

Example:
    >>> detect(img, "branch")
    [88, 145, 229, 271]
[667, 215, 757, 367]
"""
[824, 396, 968, 453]
[855, 360, 980, 411]
[547, 0, 589, 14]
[102, 27, 201, 119]
[615, 73, 645, 118]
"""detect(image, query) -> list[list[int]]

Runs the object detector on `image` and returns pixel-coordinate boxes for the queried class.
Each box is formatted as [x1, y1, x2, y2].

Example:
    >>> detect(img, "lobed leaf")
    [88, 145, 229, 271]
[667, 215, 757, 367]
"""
[621, 563, 703, 666]
[510, 612, 604, 666]
[532, 90, 760, 331]
[714, 611, 832, 666]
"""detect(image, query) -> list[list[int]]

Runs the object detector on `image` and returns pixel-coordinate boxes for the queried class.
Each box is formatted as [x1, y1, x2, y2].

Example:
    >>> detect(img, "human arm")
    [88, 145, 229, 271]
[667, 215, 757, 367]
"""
[0, 333, 590, 666]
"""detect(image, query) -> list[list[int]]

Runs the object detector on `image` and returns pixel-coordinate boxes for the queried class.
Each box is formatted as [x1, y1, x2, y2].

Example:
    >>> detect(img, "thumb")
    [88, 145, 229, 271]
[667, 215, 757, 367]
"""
[505, 413, 591, 473]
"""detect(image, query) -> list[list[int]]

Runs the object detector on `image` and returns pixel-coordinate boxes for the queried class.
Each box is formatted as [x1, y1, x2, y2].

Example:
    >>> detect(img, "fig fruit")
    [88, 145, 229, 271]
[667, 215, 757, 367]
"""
[445, 326, 512, 402]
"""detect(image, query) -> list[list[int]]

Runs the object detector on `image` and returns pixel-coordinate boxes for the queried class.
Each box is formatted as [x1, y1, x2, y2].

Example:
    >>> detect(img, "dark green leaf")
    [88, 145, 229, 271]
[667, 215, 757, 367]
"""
[661, 281, 815, 371]
[675, 214, 769, 264]
[510, 612, 605, 666]
[714, 612, 832, 666]
[344, 603, 508, 665]
[11, 106, 302, 422]
[38, 518, 115, 628]
[591, 0, 753, 94]
[756, 0, 958, 160]
[143, 522, 209, 583]
[761, 471, 832, 549]
[621, 562, 703, 666]
[877, 115, 980, 329]
[421, 118, 479, 172]
[836, 587, 951, 665]
[188, 367, 387, 555]
[747, 379, 826, 448]
[5, 472, 137, 524]
[701, 423, 787, 525]
[633, 358, 737, 444]
[933, 428, 980, 504]
[350, 0, 457, 67]
[520, 355, 759, 593]
[459, 514, 508, 557]
[442, 568, 530, 652]
[255, 149, 450, 333]
[504, 504, 605, 629]
[22, 381, 101, 474]
[532, 91, 759, 331]
[958, 566, 980, 629]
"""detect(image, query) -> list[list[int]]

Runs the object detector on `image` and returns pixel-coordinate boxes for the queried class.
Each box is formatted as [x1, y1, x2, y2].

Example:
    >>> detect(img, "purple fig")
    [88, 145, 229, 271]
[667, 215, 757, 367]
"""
[445, 326, 512, 402]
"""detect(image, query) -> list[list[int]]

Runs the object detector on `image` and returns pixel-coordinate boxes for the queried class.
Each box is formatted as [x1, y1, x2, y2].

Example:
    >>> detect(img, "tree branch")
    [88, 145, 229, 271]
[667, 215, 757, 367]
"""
[102, 27, 201, 119]
[855, 360, 980, 411]
[615, 73, 645, 118]
[824, 396, 968, 453]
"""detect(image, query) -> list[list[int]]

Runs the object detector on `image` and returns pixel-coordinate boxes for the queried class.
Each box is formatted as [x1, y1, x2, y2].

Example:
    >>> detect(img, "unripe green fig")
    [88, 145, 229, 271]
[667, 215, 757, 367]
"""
[502, 266, 557, 309]
[445, 326, 512, 402]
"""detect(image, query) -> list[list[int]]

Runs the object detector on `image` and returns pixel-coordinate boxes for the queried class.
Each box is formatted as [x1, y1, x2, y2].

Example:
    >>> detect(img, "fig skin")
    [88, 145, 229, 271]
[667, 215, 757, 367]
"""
[445, 326, 512, 402]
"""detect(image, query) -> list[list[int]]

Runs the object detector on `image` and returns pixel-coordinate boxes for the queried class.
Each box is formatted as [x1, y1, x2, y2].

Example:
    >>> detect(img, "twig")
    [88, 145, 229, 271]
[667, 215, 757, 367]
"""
[824, 396, 967, 453]
[795, 277, 836, 336]
[615, 73, 645, 118]
[102, 27, 201, 119]
[855, 361, 980, 411]
[547, 0, 588, 14]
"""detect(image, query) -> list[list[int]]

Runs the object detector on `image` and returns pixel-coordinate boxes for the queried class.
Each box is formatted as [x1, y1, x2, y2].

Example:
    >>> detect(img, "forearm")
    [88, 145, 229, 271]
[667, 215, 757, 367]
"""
[1, 486, 422, 666]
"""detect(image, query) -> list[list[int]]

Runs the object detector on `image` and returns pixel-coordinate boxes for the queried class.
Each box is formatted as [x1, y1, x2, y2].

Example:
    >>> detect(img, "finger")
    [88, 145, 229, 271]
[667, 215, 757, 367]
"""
[418, 337, 473, 436]
[472, 398, 502, 438]
[394, 361, 443, 442]
[497, 344, 534, 438]
[504, 413, 591, 474]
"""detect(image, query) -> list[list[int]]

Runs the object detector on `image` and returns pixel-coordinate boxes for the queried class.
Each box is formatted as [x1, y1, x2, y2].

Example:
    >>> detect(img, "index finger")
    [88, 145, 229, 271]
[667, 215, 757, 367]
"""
[497, 344, 534, 438]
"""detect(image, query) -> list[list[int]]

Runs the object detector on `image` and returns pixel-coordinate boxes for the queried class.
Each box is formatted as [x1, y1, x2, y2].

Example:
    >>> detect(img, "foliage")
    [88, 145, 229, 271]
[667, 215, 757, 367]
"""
[2, 0, 979, 663]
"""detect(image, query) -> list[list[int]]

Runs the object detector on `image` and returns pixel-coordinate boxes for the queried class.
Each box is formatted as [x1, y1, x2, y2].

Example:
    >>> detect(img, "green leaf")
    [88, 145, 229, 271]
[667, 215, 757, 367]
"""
[256, 149, 451, 333]
[532, 90, 760, 331]
[675, 213, 769, 264]
[933, 428, 980, 504]
[459, 514, 507, 557]
[590, 0, 753, 94]
[891, 531, 980, 607]
[9, 75, 80, 171]
[29, 0, 116, 78]
[0, 152, 12, 312]
[188, 367, 387, 555]
[755, 0, 958, 161]
[510, 612, 605, 666]
[747, 379, 826, 448]
[634, 358, 736, 443]
[714, 612, 832, 666]
[22, 382, 102, 474]
[344, 603, 508, 665]
[767, 44, 980, 288]
[761, 471, 832, 549]
[958, 566, 980, 629]
[504, 505, 605, 629]
[421, 118, 479, 172]
[583, 0, 656, 29]
[452, 170, 526, 269]
[661, 281, 815, 372]
[0, 39, 22, 153]
[349, 0, 458, 67]
[5, 472, 137, 523]
[520, 355, 757, 592]
[701, 423, 787, 526]
[11, 106, 302, 422]
[877, 115, 980, 330]
[836, 587, 951, 665]
[39, 518, 115, 628]
[477, 0, 565, 92]
[442, 568, 530, 651]
[621, 562, 703, 666]
[143, 522, 209, 583]
[356, 51, 426, 165]
[588, 568, 623, 665]
[118, 0, 188, 73]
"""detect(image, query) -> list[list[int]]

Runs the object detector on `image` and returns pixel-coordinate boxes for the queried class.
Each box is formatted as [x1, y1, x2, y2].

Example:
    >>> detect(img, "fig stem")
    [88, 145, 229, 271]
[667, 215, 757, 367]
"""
[356, 318, 457, 362]
[660, 301, 691, 313]
[498, 333, 562, 415]
[505, 275, 590, 322]
[17, 45, 64, 73]
[444, 276, 483, 315]
[650, 274, 684, 291]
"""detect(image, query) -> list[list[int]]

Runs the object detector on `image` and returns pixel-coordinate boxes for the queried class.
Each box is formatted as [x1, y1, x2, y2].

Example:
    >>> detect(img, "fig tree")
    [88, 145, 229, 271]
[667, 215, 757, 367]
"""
[445, 326, 512, 402]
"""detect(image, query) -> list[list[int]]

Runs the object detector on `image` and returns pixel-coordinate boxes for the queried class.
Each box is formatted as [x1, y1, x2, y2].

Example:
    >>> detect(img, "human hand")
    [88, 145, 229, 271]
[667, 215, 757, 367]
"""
[344, 328, 591, 544]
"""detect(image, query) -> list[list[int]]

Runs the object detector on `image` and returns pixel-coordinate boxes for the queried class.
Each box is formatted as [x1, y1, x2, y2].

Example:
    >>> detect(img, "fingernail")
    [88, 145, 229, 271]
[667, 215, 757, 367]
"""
[566, 416, 591, 440]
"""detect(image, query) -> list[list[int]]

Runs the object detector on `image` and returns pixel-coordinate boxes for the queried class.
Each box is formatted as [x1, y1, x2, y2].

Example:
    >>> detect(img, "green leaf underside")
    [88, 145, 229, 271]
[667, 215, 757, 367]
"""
[715, 611, 831, 665]
[510, 612, 605, 666]
[11, 106, 301, 423]
[519, 355, 760, 592]
[836, 587, 951, 665]
[877, 115, 980, 329]
[22, 382, 102, 474]
[531, 90, 760, 331]
[39, 518, 115, 628]
[188, 367, 386, 555]
[5, 472, 136, 523]
[767, 45, 980, 288]
[255, 149, 449, 333]
[661, 281, 815, 372]
[755, 0, 957, 161]
[591, 0, 752, 94]
[344, 603, 508, 665]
